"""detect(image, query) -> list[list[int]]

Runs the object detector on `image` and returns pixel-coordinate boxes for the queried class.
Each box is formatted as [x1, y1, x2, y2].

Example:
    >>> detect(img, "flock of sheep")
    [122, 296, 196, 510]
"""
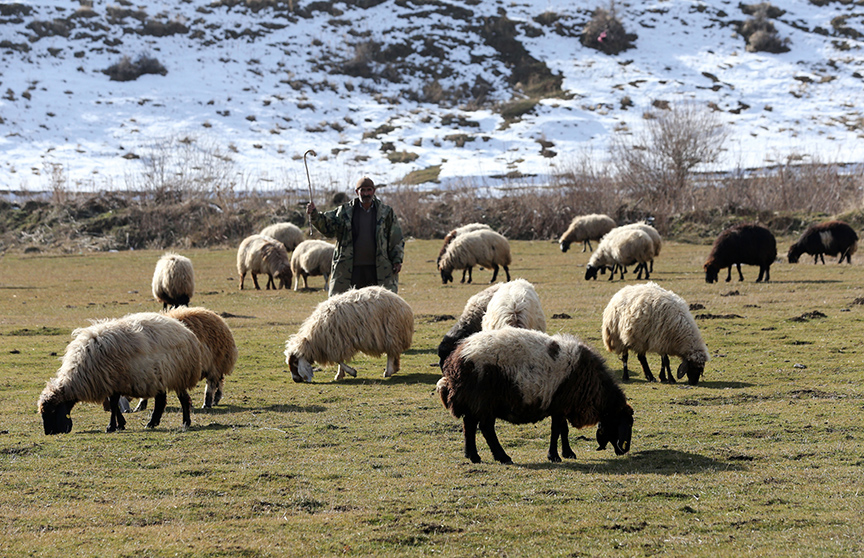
[37, 215, 859, 465]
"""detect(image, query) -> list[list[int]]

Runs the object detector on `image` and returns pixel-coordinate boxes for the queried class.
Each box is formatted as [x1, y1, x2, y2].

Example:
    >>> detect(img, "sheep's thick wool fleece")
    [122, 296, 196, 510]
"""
[310, 197, 404, 296]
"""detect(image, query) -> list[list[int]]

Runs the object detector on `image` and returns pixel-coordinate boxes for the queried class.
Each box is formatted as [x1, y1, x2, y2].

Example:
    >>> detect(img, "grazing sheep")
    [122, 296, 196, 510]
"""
[438, 327, 634, 464]
[438, 223, 493, 282]
[439, 229, 512, 284]
[618, 222, 662, 272]
[151, 252, 194, 310]
[585, 228, 654, 281]
[559, 214, 616, 253]
[236, 234, 293, 290]
[788, 220, 858, 264]
[290, 239, 334, 291]
[481, 279, 546, 332]
[38, 312, 202, 434]
[285, 286, 414, 382]
[602, 282, 709, 385]
[167, 307, 238, 408]
[437, 283, 502, 368]
[704, 223, 777, 283]
[260, 222, 305, 253]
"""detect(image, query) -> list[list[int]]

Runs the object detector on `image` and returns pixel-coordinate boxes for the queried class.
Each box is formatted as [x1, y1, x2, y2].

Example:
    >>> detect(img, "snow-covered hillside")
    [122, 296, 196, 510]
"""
[1, 0, 862, 193]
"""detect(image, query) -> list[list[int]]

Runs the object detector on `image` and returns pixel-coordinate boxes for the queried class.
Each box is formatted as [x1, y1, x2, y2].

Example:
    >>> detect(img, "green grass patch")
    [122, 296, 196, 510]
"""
[399, 164, 441, 185]
[2, 242, 864, 555]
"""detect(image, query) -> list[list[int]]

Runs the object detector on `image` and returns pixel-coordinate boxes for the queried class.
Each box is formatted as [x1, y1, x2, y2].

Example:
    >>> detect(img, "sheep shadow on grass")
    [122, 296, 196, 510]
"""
[520, 448, 747, 475]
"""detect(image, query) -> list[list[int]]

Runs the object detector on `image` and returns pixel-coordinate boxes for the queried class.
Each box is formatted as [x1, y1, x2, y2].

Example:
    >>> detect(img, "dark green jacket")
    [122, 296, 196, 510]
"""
[310, 197, 404, 296]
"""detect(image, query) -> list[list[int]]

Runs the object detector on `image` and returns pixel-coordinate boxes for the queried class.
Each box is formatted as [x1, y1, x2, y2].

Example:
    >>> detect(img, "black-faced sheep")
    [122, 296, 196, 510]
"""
[437, 223, 493, 282]
[788, 220, 858, 265]
[237, 234, 293, 290]
[260, 222, 305, 253]
[602, 282, 709, 385]
[439, 228, 511, 284]
[290, 239, 334, 291]
[438, 327, 634, 464]
[704, 223, 777, 283]
[437, 283, 502, 369]
[151, 252, 194, 310]
[167, 307, 238, 408]
[481, 278, 546, 332]
[585, 227, 654, 281]
[285, 286, 414, 382]
[559, 214, 616, 253]
[38, 312, 202, 435]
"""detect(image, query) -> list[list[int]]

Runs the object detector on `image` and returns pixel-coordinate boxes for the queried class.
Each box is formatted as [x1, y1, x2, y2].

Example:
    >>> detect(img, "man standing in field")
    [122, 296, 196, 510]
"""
[306, 176, 404, 296]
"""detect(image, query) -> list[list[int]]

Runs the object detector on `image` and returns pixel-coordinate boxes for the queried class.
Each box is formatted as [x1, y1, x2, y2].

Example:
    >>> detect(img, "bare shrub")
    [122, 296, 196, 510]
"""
[103, 54, 167, 81]
[611, 102, 727, 218]
[581, 4, 636, 55]
[738, 3, 790, 53]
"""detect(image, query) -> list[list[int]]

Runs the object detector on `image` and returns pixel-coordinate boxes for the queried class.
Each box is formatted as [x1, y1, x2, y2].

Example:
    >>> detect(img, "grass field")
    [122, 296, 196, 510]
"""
[1, 239, 863, 557]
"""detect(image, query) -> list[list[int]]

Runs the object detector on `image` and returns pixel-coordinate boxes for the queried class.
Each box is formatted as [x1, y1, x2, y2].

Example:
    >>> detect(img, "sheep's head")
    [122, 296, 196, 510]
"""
[704, 263, 719, 284]
[676, 359, 704, 386]
[40, 399, 75, 435]
[286, 352, 314, 383]
[559, 241, 570, 253]
[440, 267, 454, 284]
[787, 245, 803, 264]
[277, 268, 293, 289]
[596, 404, 633, 455]
[584, 266, 600, 280]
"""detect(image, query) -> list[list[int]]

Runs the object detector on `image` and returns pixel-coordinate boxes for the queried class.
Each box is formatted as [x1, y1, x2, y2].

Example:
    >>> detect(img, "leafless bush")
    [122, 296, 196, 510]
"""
[738, 3, 790, 53]
[611, 102, 728, 217]
[103, 54, 167, 81]
[580, 4, 636, 55]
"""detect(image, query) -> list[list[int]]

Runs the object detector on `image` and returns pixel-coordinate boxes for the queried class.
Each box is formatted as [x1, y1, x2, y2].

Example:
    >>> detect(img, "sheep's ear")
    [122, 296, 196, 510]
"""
[676, 361, 689, 380]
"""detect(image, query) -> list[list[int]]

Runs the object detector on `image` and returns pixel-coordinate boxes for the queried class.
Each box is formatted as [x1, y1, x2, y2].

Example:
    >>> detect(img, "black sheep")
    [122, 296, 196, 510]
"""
[704, 223, 777, 283]
[787, 220, 858, 264]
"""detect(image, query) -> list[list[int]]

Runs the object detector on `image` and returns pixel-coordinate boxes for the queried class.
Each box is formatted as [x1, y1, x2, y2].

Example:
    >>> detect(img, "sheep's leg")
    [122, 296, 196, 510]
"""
[146, 392, 168, 429]
[178, 390, 192, 430]
[549, 416, 576, 462]
[736, 263, 744, 281]
[336, 362, 357, 380]
[757, 264, 771, 282]
[637, 353, 656, 382]
[479, 418, 512, 464]
[132, 398, 148, 412]
[204, 378, 223, 408]
[649, 259, 654, 273]
[503, 265, 510, 282]
[488, 264, 499, 283]
[583, 240, 591, 252]
[106, 393, 126, 433]
[384, 354, 400, 378]
[660, 355, 675, 383]
[462, 416, 482, 463]
[239, 272, 246, 290]
[819, 253, 825, 264]
[725, 266, 732, 282]
[265, 274, 275, 290]
[460, 268, 468, 283]
[303, 273, 309, 289]
[621, 351, 630, 382]
[251, 273, 262, 290]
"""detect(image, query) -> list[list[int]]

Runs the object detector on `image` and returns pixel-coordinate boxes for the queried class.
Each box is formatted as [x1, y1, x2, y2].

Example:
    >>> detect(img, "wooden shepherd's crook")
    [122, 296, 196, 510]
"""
[303, 149, 317, 235]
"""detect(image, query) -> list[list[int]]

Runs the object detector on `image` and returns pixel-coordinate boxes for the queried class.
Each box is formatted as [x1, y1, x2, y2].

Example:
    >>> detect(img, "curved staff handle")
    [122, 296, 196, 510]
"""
[303, 149, 317, 235]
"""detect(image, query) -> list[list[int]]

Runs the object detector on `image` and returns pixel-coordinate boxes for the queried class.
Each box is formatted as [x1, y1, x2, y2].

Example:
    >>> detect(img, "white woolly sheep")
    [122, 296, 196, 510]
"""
[480, 278, 546, 333]
[168, 307, 238, 408]
[617, 222, 662, 272]
[602, 282, 709, 385]
[559, 214, 616, 253]
[437, 283, 502, 368]
[285, 286, 414, 382]
[152, 252, 194, 310]
[38, 312, 202, 434]
[438, 327, 634, 464]
[585, 227, 655, 281]
[236, 234, 293, 290]
[437, 223, 493, 282]
[439, 228, 512, 284]
[260, 222, 305, 253]
[290, 239, 334, 291]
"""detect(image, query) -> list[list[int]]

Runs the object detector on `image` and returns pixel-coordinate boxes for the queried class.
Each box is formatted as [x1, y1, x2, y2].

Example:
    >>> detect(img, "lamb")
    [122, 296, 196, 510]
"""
[704, 223, 777, 283]
[437, 327, 634, 464]
[787, 220, 858, 264]
[38, 312, 202, 434]
[436, 283, 502, 368]
[260, 222, 305, 253]
[151, 252, 194, 310]
[290, 239, 334, 291]
[584, 227, 654, 281]
[439, 228, 512, 284]
[285, 286, 414, 382]
[167, 307, 238, 408]
[236, 234, 293, 290]
[437, 223, 492, 282]
[559, 214, 616, 253]
[480, 279, 546, 332]
[602, 282, 709, 385]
